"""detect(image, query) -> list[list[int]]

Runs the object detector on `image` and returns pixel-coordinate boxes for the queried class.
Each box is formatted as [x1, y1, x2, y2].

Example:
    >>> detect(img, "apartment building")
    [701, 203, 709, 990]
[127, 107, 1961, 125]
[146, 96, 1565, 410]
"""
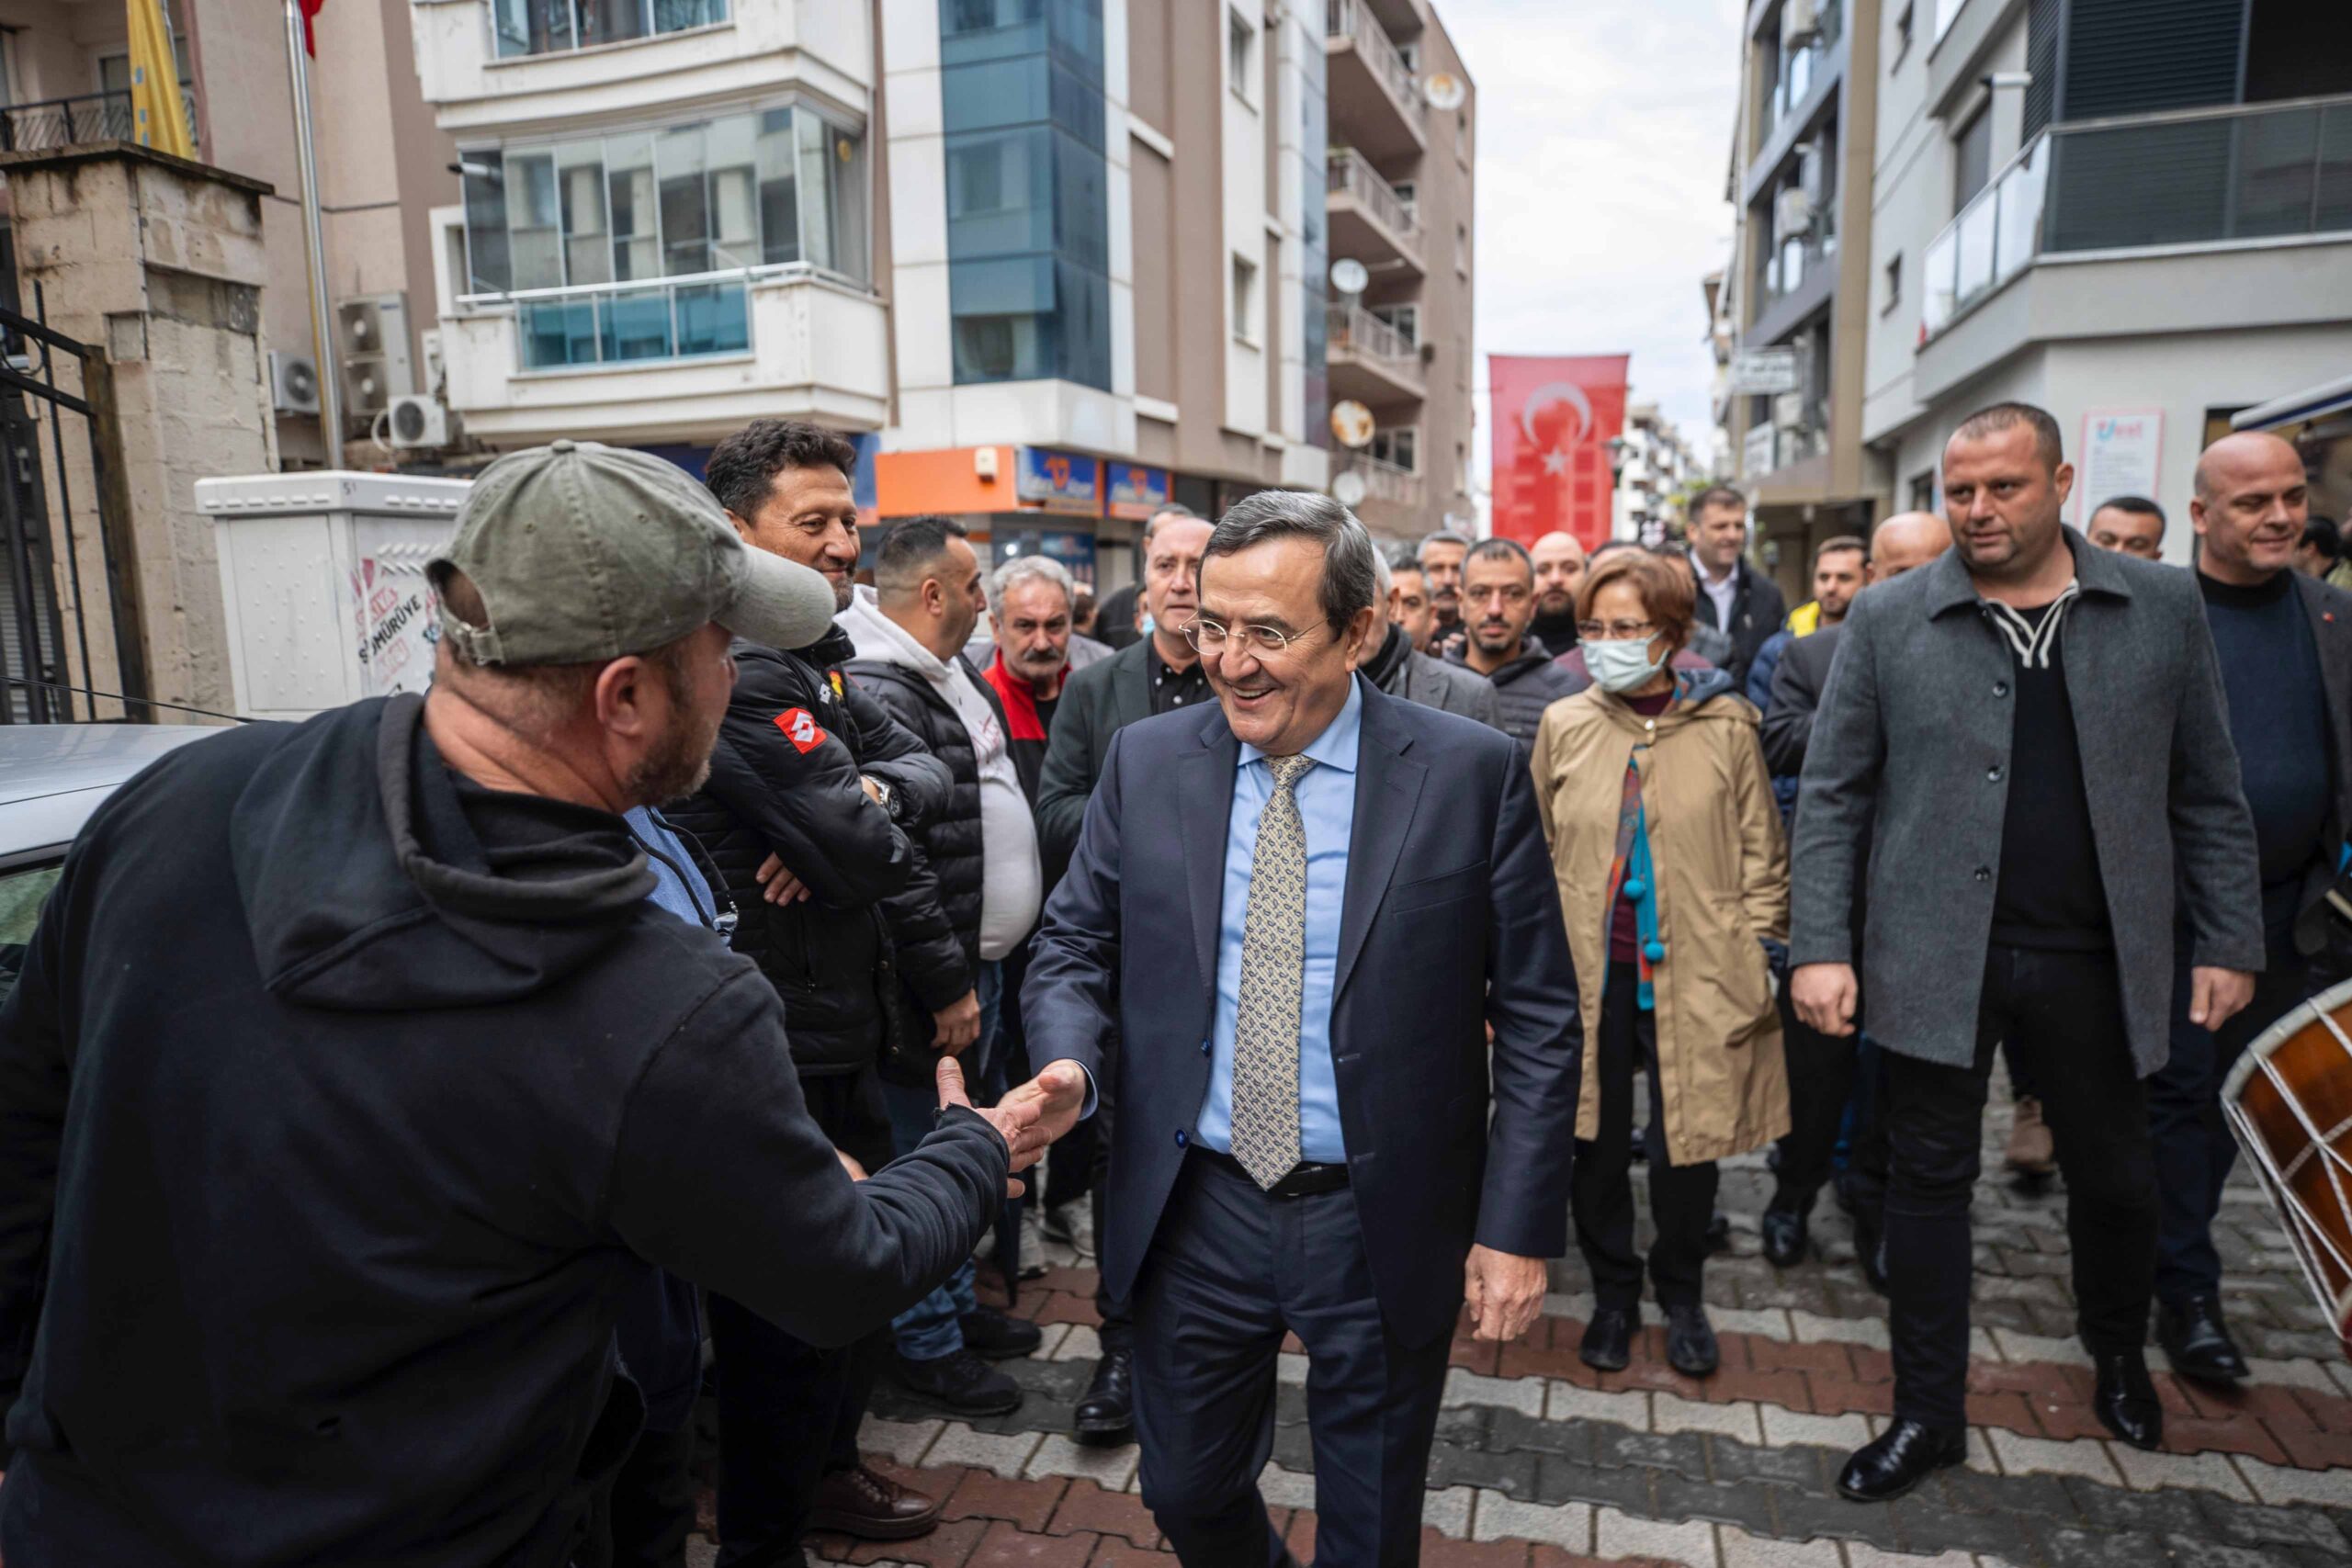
[1612, 400, 1703, 547]
[1860, 0, 2352, 561]
[413, 0, 1477, 588]
[0, 0, 454, 466]
[1725, 0, 1885, 596]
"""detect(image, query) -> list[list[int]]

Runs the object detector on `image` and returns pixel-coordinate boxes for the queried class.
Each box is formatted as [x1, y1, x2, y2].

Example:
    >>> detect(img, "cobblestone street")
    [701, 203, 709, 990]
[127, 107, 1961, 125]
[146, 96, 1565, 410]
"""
[694, 1079, 2352, 1567]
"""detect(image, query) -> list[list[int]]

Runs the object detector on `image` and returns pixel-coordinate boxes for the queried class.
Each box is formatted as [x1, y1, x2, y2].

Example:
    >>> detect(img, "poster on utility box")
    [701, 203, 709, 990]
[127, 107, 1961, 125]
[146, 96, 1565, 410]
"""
[353, 557, 440, 698]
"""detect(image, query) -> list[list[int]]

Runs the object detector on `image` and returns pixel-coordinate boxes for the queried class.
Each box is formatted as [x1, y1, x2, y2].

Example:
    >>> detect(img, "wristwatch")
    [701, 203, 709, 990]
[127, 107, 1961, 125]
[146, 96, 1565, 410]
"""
[866, 776, 897, 818]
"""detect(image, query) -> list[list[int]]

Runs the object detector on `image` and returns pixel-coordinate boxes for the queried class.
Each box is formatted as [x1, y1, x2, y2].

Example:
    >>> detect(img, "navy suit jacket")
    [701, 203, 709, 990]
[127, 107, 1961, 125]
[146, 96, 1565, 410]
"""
[1022, 675, 1583, 1348]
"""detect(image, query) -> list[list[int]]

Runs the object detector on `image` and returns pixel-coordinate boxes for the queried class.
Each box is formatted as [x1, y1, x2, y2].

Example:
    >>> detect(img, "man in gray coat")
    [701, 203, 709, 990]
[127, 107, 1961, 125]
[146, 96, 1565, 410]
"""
[1791, 402, 2261, 1503]
[1363, 548, 1501, 726]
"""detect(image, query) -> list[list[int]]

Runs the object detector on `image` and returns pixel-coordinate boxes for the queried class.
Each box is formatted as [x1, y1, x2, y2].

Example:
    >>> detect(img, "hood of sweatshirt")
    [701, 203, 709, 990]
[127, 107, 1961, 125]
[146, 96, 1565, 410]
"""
[229, 694, 657, 1012]
[838, 586, 957, 689]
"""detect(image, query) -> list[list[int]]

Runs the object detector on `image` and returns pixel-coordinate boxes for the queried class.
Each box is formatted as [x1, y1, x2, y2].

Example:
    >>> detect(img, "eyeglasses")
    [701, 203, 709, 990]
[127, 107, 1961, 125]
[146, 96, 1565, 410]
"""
[1576, 619, 1658, 641]
[1182, 616, 1320, 655]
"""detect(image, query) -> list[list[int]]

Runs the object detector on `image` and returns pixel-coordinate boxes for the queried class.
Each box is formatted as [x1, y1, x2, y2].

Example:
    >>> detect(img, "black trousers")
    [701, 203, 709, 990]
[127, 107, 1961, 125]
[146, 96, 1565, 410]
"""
[1573, 961, 1719, 1312]
[709, 1067, 895, 1568]
[575, 1421, 697, 1568]
[1771, 984, 1889, 1221]
[2149, 927, 2312, 1305]
[1884, 945, 2154, 1430]
[1133, 1154, 1449, 1568]
[1089, 1031, 1134, 1353]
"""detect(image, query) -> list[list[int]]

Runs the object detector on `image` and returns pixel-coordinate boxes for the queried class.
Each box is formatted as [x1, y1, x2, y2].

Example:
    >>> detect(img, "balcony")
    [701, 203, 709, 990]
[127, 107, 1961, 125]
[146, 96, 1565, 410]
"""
[1326, 149, 1423, 276]
[444, 265, 888, 444]
[1325, 0, 1425, 164]
[1326, 300, 1424, 406]
[1339, 452, 1423, 508]
[0, 86, 200, 152]
[488, 0, 725, 60]
[1922, 94, 2352, 340]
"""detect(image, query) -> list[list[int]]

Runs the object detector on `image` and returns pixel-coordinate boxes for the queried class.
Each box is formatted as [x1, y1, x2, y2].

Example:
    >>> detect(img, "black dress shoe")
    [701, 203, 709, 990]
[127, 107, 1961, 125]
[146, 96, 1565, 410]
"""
[958, 1305, 1044, 1360]
[1760, 1203, 1809, 1268]
[2157, 1295, 2249, 1385]
[2093, 1348, 2165, 1450]
[1838, 1419, 1967, 1502]
[1072, 1347, 1134, 1445]
[1665, 1303, 1719, 1377]
[1580, 1306, 1636, 1371]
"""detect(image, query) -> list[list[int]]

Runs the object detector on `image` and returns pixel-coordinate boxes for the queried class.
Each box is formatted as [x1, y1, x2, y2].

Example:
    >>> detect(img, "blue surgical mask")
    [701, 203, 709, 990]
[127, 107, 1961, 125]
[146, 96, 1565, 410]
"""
[1582, 637, 1667, 695]
[1138, 613, 1157, 636]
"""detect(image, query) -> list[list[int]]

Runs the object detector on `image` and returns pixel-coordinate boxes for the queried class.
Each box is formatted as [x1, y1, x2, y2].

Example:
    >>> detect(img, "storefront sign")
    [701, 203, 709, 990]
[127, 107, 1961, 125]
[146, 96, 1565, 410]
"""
[995, 527, 1100, 590]
[1105, 462, 1172, 521]
[1728, 347, 1800, 396]
[2075, 410, 2164, 525]
[1015, 446, 1103, 515]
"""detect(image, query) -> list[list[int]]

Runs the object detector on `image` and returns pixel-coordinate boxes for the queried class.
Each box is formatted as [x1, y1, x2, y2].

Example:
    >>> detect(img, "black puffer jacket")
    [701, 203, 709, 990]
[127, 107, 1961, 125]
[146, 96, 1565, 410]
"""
[845, 651, 1012, 968]
[1444, 635, 1582, 746]
[668, 631, 966, 1076]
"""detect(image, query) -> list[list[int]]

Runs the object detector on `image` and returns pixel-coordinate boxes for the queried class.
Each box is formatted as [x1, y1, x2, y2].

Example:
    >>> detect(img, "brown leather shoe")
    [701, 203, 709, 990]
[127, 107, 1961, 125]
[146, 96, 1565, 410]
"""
[806, 1464, 942, 1540]
[2004, 1095, 2055, 1177]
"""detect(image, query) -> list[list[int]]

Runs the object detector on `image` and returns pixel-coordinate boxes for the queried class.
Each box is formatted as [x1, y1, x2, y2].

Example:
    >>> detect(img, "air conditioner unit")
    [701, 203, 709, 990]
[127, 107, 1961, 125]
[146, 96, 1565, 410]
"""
[270, 351, 322, 416]
[1782, 0, 1821, 49]
[336, 293, 414, 417]
[387, 394, 455, 450]
[1773, 186, 1815, 243]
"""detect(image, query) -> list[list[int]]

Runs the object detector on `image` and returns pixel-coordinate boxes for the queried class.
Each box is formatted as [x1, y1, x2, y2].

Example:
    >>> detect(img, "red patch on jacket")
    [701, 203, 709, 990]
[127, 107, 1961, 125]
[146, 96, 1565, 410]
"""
[774, 708, 828, 753]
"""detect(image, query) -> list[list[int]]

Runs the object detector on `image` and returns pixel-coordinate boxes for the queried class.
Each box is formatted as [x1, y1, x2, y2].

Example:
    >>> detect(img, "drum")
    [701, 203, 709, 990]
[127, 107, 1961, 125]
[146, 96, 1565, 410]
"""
[2223, 978, 2352, 1347]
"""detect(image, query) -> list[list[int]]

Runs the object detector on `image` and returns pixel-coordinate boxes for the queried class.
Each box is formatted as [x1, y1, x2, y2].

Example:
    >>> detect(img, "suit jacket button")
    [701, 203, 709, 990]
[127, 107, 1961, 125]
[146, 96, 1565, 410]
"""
[1986, 766, 2002, 782]
[1174, 1129, 1188, 1148]
[1973, 866, 1992, 882]
[1201, 1039, 1212, 1055]
[1994, 681, 2010, 697]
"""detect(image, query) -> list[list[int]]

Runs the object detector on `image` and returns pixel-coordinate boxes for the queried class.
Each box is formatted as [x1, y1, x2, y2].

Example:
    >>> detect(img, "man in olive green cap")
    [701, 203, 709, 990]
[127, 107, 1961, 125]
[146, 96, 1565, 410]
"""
[0, 439, 1085, 1568]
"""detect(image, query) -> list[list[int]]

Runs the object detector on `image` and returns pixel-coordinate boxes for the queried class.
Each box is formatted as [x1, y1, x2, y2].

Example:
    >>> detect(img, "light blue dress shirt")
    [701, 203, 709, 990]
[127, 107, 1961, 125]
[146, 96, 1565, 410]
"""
[1194, 677, 1363, 1165]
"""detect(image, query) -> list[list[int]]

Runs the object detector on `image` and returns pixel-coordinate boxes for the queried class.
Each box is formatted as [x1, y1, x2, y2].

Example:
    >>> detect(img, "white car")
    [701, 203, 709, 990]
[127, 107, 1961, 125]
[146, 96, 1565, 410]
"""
[0, 725, 220, 998]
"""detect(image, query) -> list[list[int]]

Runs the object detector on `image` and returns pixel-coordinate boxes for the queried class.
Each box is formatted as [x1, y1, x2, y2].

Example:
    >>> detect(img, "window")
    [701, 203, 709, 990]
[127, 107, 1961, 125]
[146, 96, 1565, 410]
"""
[1454, 220, 1469, 275]
[1953, 103, 1992, 213]
[1369, 425, 1418, 471]
[1891, 2, 1914, 66]
[1370, 301, 1418, 347]
[1396, 39, 1420, 72]
[1390, 179, 1417, 220]
[0, 861, 62, 1009]
[491, 0, 726, 60]
[1882, 251, 1903, 312]
[1231, 254, 1258, 343]
[1908, 470, 1936, 512]
[458, 104, 867, 368]
[1227, 7, 1255, 102]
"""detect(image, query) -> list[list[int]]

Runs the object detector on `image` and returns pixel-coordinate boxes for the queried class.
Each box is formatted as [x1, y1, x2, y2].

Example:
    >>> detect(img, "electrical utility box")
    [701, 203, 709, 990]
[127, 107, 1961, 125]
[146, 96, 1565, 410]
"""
[197, 470, 473, 720]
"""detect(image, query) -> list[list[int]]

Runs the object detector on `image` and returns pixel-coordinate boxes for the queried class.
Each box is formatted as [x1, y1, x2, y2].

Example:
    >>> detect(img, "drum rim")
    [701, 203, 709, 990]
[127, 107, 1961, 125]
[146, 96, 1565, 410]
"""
[2221, 976, 2352, 1105]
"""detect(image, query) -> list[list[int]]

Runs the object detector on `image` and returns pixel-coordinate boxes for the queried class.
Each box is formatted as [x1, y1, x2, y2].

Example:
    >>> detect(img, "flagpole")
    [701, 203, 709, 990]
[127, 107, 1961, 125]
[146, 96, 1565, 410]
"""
[283, 0, 344, 468]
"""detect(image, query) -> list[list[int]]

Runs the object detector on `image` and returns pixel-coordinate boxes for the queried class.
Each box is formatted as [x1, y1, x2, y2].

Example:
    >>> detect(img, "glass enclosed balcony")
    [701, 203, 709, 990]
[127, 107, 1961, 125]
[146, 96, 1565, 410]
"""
[490, 0, 727, 60]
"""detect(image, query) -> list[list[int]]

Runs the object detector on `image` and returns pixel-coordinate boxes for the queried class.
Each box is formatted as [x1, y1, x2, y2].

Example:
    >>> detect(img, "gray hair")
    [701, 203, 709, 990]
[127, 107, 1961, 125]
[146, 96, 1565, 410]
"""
[1142, 502, 1203, 547]
[1370, 547, 1393, 598]
[1416, 527, 1471, 564]
[1205, 491, 1379, 635]
[988, 553, 1075, 621]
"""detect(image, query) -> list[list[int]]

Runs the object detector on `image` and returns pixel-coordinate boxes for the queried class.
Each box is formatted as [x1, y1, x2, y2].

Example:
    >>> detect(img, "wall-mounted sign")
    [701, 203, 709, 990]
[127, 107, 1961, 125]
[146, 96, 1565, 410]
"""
[1728, 347, 1801, 396]
[1105, 462, 1172, 521]
[1016, 446, 1103, 515]
[2075, 409, 2164, 525]
[995, 526, 1100, 590]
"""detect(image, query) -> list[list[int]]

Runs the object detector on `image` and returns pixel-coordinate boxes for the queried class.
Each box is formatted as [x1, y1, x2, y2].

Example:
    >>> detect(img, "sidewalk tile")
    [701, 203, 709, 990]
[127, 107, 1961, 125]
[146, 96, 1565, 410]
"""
[1594, 1506, 1718, 1565]
[2107, 1444, 2254, 1499]
[1983, 1428, 2121, 1483]
[1025, 1435, 1138, 1492]
[1545, 1382, 1651, 1427]
[860, 1416, 944, 1468]
[1469, 1491, 1591, 1549]
[1714, 1526, 1840, 1568]
[1757, 1406, 1870, 1450]
[1448, 1367, 1546, 1416]
[929, 1425, 1046, 1479]
[1652, 1393, 1762, 1444]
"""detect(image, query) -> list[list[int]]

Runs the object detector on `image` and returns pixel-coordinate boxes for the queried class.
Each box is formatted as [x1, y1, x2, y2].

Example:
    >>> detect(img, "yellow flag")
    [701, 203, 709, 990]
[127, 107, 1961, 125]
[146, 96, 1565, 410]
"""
[126, 0, 193, 160]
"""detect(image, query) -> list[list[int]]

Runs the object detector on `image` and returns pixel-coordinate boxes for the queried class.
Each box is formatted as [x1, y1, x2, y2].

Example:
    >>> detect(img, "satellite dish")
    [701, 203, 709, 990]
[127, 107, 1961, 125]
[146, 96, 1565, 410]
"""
[1332, 470, 1369, 508]
[1329, 257, 1370, 297]
[1330, 399, 1376, 448]
[1422, 71, 1467, 111]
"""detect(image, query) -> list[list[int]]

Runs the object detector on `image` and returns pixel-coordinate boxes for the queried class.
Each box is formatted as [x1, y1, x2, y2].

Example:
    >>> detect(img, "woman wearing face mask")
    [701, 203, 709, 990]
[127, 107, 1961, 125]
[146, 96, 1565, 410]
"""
[1530, 548, 1791, 1379]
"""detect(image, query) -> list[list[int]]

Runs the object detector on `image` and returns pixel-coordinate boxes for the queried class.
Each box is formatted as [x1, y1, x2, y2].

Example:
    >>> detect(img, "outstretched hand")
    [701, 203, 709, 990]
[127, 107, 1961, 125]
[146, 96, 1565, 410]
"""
[934, 1057, 1088, 1198]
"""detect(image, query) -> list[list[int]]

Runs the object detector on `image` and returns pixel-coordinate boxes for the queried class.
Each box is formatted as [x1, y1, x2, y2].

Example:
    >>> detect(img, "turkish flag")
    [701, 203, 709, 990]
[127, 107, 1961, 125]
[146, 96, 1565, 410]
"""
[1490, 355, 1629, 550]
[299, 0, 326, 52]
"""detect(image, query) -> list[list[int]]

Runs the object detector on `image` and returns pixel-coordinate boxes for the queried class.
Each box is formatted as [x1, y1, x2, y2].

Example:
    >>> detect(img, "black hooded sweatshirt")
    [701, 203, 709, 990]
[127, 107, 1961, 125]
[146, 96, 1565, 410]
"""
[0, 694, 1007, 1568]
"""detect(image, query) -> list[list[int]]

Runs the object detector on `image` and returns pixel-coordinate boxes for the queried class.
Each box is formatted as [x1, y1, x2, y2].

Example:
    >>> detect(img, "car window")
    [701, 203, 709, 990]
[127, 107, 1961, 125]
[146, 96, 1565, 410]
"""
[0, 861, 62, 1005]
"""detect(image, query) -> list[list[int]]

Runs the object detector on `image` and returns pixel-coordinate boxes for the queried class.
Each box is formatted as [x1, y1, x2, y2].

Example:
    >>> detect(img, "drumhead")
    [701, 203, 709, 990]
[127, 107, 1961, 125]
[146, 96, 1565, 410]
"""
[2221, 976, 2352, 1107]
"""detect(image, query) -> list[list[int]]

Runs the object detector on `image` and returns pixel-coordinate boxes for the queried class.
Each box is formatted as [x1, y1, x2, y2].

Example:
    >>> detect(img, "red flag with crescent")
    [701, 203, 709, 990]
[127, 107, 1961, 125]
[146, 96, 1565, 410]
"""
[1489, 355, 1629, 550]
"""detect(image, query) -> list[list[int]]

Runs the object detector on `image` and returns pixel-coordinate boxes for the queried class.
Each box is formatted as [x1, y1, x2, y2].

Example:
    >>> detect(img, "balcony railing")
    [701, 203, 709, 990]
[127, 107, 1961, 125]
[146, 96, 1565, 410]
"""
[1922, 94, 2352, 339]
[1326, 0, 1418, 117]
[1327, 150, 1421, 246]
[1327, 300, 1415, 366]
[0, 86, 200, 153]
[490, 0, 726, 60]
[459, 267, 763, 371]
[1343, 453, 1421, 505]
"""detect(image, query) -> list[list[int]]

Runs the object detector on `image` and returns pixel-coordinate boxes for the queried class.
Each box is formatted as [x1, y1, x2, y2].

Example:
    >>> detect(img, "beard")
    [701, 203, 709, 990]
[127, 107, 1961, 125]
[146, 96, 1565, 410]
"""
[627, 657, 723, 806]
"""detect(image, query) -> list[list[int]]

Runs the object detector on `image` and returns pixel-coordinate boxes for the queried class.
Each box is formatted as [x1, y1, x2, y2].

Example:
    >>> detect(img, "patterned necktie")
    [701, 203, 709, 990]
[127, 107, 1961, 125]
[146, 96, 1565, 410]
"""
[1229, 753, 1316, 1189]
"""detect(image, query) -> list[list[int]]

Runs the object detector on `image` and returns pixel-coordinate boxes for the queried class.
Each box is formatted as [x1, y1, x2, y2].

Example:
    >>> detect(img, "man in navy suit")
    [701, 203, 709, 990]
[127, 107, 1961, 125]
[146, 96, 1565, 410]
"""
[1023, 492, 1583, 1566]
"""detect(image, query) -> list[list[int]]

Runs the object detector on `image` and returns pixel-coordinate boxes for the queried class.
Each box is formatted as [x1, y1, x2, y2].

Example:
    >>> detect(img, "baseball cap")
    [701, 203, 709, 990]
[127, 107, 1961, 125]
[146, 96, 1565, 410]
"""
[430, 439, 837, 665]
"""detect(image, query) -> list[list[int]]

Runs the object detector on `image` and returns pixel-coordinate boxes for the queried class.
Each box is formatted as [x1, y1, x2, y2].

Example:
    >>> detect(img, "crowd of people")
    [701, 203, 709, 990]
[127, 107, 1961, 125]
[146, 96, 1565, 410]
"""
[0, 400, 2341, 1568]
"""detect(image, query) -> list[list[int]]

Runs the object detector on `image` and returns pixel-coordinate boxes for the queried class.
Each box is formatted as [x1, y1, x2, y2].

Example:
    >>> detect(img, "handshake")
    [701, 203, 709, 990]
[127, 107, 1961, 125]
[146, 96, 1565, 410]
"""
[837, 1056, 1090, 1198]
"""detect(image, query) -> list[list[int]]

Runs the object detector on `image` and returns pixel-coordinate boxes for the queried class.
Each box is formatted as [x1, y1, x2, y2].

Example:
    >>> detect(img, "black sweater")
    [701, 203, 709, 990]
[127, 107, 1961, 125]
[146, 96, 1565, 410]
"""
[2201, 569, 2332, 932]
[0, 696, 1006, 1567]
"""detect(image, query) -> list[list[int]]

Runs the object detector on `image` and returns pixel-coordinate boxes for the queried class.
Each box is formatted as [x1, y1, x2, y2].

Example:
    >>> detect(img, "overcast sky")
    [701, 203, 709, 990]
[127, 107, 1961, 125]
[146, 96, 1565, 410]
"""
[1443, 0, 1745, 502]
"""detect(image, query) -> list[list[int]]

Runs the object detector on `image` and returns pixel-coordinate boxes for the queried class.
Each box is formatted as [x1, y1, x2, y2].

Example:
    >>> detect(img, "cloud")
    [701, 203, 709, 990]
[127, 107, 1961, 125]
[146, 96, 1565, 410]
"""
[1443, 0, 1743, 508]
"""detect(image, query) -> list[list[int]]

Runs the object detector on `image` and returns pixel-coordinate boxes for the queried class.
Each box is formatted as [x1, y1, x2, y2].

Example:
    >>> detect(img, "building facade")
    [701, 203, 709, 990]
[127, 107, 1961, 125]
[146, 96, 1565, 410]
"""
[1860, 0, 2352, 562]
[1724, 0, 1884, 600]
[412, 0, 1477, 589]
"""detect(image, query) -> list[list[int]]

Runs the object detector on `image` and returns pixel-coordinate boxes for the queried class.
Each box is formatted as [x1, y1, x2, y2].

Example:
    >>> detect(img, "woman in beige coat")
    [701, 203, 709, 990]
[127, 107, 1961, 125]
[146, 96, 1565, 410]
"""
[1531, 549, 1790, 1380]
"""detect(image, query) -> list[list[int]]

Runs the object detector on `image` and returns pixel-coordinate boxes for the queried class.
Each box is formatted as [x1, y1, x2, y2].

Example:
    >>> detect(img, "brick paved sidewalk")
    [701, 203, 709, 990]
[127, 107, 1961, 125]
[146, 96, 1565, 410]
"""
[684, 1080, 2352, 1567]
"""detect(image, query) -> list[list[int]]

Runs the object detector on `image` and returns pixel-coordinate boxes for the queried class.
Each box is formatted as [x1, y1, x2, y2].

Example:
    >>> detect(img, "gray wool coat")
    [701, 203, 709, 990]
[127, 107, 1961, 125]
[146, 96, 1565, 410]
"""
[1790, 532, 2264, 1076]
